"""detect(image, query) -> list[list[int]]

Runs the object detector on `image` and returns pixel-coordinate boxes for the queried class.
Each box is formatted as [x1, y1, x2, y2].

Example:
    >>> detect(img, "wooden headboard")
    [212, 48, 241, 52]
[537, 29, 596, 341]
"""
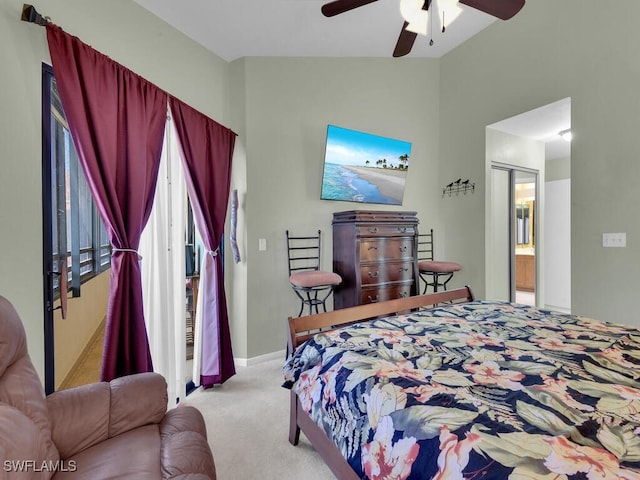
[287, 286, 475, 355]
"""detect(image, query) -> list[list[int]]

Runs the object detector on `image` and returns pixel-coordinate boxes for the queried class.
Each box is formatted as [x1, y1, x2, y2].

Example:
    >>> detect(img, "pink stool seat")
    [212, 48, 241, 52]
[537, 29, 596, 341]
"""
[290, 271, 342, 289]
[418, 260, 462, 274]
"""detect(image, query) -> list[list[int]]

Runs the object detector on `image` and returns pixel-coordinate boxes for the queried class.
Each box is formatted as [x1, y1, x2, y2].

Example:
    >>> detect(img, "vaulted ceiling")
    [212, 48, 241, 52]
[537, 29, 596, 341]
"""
[133, 0, 498, 61]
[133, 0, 569, 159]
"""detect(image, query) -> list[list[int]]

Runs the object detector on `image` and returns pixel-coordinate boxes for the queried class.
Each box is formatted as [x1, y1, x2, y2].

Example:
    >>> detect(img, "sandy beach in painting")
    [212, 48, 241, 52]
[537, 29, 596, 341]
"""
[343, 166, 407, 203]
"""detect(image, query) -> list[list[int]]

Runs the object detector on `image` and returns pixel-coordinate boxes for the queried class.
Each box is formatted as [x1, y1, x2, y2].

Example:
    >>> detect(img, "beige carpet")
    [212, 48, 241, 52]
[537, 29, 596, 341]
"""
[183, 358, 335, 480]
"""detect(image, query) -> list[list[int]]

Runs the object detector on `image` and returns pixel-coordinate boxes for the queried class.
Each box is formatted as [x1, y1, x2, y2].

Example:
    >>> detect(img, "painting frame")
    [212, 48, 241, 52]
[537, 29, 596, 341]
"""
[320, 125, 412, 206]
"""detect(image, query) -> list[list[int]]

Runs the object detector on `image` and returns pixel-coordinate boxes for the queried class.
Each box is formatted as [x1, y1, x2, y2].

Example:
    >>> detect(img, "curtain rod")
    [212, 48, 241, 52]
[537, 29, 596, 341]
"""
[19, 3, 238, 137]
[21, 4, 50, 26]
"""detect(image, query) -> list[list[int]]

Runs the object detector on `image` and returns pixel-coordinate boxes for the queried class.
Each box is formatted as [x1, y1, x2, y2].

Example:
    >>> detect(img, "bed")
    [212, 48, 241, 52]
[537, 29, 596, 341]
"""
[282, 286, 640, 480]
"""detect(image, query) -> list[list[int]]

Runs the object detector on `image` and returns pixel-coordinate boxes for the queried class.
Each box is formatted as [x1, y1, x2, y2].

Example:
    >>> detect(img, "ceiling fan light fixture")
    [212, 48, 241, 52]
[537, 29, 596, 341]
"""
[559, 129, 572, 142]
[400, 0, 429, 35]
[322, 0, 525, 58]
[400, 0, 463, 37]
[438, 0, 463, 25]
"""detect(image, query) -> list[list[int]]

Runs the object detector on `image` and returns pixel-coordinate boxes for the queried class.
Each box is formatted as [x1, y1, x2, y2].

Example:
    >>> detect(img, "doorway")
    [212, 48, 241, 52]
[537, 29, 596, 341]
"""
[488, 165, 538, 304]
[514, 170, 537, 305]
[485, 97, 571, 310]
[42, 64, 112, 394]
[42, 65, 199, 396]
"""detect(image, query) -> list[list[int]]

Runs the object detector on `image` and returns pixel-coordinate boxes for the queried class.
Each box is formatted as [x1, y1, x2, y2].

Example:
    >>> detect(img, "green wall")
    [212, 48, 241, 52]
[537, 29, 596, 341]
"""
[0, 0, 442, 369]
[5, 0, 640, 380]
[0, 0, 232, 378]
[0, 1, 48, 373]
[236, 57, 441, 358]
[439, 0, 640, 326]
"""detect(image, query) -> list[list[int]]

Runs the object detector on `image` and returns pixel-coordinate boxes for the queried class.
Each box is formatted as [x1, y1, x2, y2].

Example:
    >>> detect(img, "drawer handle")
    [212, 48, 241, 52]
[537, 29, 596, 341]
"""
[399, 267, 408, 273]
[398, 227, 407, 233]
[399, 245, 408, 252]
[368, 246, 378, 251]
[369, 227, 379, 234]
[367, 295, 379, 303]
[399, 291, 409, 298]
[368, 271, 380, 278]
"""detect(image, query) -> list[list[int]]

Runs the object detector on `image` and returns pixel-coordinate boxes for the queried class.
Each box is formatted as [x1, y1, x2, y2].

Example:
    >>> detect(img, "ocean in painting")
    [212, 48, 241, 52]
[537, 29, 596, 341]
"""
[320, 163, 396, 204]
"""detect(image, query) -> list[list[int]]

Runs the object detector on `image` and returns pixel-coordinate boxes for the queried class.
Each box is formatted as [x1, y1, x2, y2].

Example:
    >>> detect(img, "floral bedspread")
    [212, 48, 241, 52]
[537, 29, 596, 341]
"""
[282, 301, 640, 479]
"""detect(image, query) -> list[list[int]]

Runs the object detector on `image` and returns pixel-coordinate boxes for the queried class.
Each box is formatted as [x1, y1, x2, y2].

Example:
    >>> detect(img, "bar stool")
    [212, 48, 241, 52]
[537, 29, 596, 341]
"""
[417, 229, 461, 294]
[286, 230, 342, 317]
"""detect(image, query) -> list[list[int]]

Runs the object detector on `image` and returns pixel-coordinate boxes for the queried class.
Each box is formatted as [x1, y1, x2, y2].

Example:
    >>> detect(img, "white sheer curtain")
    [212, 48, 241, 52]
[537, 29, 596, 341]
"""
[140, 115, 187, 407]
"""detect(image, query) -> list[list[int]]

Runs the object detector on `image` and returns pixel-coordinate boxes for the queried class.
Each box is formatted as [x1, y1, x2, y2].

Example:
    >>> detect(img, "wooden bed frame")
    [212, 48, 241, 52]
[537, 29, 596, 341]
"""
[286, 286, 475, 480]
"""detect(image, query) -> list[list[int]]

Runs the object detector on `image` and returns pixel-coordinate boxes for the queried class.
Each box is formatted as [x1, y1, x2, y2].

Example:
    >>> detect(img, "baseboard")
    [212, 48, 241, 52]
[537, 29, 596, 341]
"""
[544, 304, 571, 314]
[234, 349, 286, 367]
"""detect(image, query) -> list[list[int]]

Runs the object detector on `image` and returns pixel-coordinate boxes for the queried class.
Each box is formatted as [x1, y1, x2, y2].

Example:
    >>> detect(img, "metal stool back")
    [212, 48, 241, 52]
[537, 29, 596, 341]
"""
[286, 230, 342, 317]
[417, 229, 461, 294]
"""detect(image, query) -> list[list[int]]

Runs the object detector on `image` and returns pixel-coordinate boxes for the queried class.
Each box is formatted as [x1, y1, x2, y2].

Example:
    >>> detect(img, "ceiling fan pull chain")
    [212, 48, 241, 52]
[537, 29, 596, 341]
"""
[429, 0, 435, 45]
[442, 10, 446, 33]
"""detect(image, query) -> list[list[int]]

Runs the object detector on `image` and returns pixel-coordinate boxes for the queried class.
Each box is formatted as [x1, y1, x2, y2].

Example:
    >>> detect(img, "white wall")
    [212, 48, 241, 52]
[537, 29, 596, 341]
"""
[544, 155, 571, 311]
[545, 178, 571, 311]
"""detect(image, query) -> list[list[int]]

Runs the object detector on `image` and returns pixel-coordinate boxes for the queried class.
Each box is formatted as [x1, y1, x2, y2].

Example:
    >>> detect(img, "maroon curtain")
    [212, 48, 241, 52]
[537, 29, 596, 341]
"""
[47, 25, 167, 381]
[169, 97, 236, 386]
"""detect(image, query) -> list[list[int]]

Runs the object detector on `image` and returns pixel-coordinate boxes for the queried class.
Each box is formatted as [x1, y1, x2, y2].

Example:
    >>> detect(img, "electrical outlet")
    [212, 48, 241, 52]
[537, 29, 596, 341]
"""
[602, 233, 626, 248]
[258, 238, 267, 251]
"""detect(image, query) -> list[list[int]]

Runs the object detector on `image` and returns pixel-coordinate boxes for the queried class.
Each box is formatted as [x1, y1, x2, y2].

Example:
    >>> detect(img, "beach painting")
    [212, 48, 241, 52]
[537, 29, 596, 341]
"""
[320, 125, 411, 205]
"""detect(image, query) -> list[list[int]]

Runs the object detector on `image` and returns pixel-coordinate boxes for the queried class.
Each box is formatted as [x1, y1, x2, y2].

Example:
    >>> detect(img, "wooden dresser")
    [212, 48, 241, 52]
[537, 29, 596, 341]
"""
[332, 210, 419, 309]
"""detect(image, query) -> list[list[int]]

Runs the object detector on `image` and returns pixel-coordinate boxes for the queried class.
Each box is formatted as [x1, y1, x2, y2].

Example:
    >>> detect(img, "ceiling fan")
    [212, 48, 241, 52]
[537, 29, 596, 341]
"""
[321, 0, 525, 57]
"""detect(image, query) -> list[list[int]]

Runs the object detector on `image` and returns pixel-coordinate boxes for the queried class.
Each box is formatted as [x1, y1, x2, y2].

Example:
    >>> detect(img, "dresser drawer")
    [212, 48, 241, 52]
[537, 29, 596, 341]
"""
[360, 261, 414, 285]
[360, 284, 413, 305]
[357, 224, 416, 237]
[359, 237, 414, 262]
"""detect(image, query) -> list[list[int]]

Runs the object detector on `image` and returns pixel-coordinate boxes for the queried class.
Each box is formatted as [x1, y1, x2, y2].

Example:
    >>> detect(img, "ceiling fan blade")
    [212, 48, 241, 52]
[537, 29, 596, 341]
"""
[393, 21, 418, 58]
[459, 0, 525, 20]
[321, 0, 379, 17]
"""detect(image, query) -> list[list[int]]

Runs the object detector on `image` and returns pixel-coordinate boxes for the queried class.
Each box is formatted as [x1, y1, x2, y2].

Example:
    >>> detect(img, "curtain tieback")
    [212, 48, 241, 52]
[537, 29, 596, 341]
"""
[207, 247, 220, 257]
[112, 247, 143, 261]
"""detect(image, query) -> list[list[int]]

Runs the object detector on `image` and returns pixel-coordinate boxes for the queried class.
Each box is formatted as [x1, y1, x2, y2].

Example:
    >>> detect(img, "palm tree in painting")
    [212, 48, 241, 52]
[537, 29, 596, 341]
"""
[398, 154, 409, 170]
[365, 160, 370, 166]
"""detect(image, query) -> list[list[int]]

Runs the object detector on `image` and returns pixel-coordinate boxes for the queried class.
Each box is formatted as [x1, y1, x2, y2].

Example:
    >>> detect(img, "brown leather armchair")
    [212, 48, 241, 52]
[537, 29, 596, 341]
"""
[0, 295, 216, 479]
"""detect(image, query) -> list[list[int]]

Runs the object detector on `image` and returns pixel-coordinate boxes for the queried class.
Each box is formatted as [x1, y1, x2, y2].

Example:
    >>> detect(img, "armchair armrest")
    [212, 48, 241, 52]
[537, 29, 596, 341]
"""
[47, 372, 168, 459]
[108, 372, 168, 437]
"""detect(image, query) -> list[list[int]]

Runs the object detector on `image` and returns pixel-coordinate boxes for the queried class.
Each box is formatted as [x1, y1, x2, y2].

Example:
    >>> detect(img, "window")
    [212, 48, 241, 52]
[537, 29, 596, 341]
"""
[45, 67, 111, 297]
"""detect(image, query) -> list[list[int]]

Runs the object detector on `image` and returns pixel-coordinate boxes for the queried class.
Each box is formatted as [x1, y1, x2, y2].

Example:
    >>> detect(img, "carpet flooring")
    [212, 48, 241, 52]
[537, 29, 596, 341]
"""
[183, 358, 334, 480]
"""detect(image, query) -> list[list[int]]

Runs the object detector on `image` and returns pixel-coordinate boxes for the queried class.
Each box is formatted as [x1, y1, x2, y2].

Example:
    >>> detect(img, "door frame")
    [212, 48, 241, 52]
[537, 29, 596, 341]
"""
[491, 162, 539, 304]
[42, 63, 56, 395]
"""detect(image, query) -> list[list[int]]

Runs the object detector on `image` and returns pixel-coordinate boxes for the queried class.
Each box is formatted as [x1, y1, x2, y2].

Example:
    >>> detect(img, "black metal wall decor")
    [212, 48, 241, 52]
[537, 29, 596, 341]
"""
[442, 178, 475, 197]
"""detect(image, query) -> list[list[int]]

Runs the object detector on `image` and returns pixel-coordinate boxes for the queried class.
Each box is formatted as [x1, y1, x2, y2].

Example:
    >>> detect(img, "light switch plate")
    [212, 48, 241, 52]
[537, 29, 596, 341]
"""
[258, 238, 267, 251]
[602, 232, 626, 247]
